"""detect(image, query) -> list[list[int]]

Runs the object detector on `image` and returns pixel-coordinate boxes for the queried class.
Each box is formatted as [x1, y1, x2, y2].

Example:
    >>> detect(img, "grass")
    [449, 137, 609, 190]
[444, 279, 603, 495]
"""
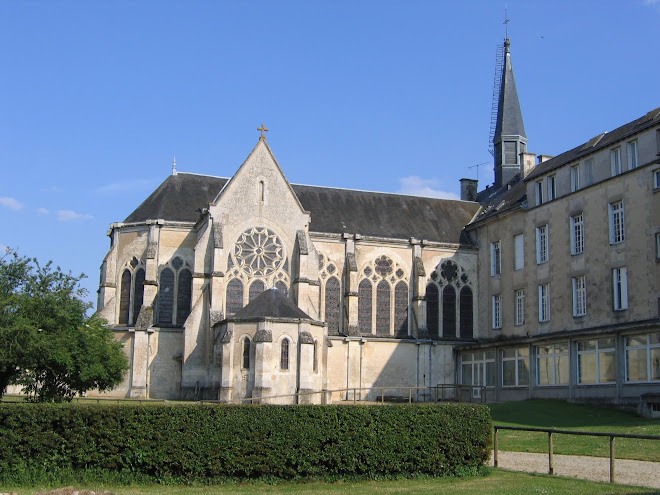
[3, 470, 658, 495]
[489, 399, 660, 461]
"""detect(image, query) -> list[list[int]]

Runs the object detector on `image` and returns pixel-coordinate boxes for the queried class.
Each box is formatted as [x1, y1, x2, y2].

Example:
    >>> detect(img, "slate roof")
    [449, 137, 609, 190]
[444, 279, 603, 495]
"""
[230, 288, 312, 320]
[525, 106, 660, 181]
[123, 173, 480, 245]
[494, 39, 526, 140]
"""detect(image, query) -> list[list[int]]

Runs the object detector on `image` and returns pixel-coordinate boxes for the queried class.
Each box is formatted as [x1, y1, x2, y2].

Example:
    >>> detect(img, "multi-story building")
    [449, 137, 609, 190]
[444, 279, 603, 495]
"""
[461, 40, 660, 410]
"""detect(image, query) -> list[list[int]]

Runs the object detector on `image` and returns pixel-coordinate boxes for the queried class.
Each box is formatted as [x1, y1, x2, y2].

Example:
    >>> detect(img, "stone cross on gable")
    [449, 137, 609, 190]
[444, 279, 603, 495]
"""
[258, 123, 269, 139]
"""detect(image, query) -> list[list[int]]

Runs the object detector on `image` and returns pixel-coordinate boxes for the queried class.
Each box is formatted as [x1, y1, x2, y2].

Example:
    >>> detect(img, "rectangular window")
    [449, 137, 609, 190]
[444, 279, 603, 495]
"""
[656, 232, 660, 261]
[536, 225, 549, 264]
[611, 148, 622, 176]
[654, 169, 660, 189]
[535, 180, 544, 205]
[514, 289, 525, 326]
[492, 294, 502, 329]
[502, 347, 530, 387]
[570, 213, 584, 255]
[609, 201, 625, 244]
[612, 267, 628, 311]
[536, 342, 569, 385]
[461, 351, 496, 388]
[538, 283, 550, 322]
[627, 140, 639, 170]
[490, 241, 501, 276]
[577, 338, 616, 384]
[584, 158, 594, 186]
[514, 234, 524, 270]
[547, 175, 556, 201]
[570, 164, 581, 192]
[504, 141, 518, 164]
[572, 275, 587, 316]
[625, 333, 660, 382]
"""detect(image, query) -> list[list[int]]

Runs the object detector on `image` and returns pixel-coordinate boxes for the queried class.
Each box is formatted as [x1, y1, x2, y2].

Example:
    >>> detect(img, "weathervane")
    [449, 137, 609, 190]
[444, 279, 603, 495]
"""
[257, 123, 269, 139]
[504, 6, 510, 38]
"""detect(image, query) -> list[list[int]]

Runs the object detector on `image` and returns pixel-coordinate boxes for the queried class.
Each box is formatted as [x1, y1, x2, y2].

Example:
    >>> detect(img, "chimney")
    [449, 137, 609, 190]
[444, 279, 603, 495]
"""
[537, 154, 554, 164]
[521, 152, 536, 177]
[460, 178, 478, 202]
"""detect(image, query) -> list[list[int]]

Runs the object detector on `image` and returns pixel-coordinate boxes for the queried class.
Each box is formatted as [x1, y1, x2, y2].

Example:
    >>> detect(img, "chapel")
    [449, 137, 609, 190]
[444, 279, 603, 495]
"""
[96, 125, 480, 402]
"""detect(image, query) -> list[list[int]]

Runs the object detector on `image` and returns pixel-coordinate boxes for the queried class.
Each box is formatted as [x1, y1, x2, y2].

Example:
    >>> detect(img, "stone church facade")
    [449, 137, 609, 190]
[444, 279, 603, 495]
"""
[96, 38, 660, 409]
[97, 134, 480, 402]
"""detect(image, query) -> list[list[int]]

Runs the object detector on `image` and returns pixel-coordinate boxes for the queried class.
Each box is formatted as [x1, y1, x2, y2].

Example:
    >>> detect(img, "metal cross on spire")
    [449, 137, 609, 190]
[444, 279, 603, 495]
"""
[504, 7, 510, 38]
[257, 123, 269, 139]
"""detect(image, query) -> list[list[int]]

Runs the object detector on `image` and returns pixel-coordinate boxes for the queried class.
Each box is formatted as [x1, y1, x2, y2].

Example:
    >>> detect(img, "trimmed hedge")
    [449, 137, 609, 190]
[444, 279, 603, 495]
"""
[0, 403, 491, 484]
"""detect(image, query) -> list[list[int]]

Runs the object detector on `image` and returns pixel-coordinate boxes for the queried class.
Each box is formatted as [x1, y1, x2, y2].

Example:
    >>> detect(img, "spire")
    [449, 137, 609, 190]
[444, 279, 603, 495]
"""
[172, 156, 177, 176]
[494, 37, 526, 141]
[493, 35, 528, 189]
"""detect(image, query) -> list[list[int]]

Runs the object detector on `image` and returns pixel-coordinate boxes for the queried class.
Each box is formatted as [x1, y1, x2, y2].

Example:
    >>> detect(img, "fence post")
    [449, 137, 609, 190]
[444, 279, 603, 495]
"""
[548, 431, 554, 475]
[409, 388, 412, 404]
[381, 388, 385, 404]
[609, 436, 615, 483]
[493, 428, 499, 467]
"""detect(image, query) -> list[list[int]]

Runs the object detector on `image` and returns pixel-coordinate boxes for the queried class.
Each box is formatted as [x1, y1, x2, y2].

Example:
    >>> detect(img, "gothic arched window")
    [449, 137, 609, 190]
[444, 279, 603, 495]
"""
[426, 284, 439, 338]
[275, 280, 288, 296]
[280, 338, 290, 370]
[119, 269, 132, 325]
[132, 268, 145, 325]
[325, 277, 341, 334]
[157, 267, 175, 325]
[394, 281, 408, 338]
[226, 279, 244, 315]
[176, 269, 192, 326]
[460, 286, 474, 339]
[157, 257, 193, 327]
[442, 285, 456, 338]
[376, 280, 391, 335]
[249, 280, 265, 303]
[358, 279, 372, 334]
[242, 336, 251, 369]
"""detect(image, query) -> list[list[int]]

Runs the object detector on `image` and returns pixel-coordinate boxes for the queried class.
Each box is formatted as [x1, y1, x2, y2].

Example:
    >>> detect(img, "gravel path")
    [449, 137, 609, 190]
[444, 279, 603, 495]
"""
[492, 451, 660, 489]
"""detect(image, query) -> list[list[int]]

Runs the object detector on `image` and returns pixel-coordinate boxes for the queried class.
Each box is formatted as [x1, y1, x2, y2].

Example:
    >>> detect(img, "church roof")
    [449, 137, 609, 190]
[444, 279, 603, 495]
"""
[123, 173, 479, 245]
[230, 288, 312, 320]
[494, 38, 526, 140]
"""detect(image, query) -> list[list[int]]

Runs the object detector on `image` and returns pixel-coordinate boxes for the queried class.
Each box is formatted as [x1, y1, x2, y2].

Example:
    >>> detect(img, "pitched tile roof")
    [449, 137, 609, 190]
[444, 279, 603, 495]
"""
[230, 288, 312, 320]
[123, 173, 480, 245]
[525, 106, 660, 181]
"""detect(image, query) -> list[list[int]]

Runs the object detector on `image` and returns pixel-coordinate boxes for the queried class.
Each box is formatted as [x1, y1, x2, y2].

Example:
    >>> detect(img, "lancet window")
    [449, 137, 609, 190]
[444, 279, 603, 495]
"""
[325, 276, 341, 334]
[118, 256, 145, 326]
[157, 256, 192, 327]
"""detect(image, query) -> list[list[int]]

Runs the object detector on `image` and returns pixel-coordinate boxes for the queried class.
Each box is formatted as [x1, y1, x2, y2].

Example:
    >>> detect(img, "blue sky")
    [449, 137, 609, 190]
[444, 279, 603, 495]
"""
[1, 0, 659, 308]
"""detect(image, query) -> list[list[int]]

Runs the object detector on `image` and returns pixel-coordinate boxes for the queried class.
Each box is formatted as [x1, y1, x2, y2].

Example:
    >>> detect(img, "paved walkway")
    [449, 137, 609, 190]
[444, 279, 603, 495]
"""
[492, 451, 660, 489]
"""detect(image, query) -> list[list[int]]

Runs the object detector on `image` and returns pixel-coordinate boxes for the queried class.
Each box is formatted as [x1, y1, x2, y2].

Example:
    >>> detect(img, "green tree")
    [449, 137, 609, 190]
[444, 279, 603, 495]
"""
[0, 250, 128, 401]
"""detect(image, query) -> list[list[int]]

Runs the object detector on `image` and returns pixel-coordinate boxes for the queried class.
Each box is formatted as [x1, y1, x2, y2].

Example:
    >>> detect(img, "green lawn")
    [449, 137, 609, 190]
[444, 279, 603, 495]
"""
[4, 470, 658, 495]
[489, 399, 660, 461]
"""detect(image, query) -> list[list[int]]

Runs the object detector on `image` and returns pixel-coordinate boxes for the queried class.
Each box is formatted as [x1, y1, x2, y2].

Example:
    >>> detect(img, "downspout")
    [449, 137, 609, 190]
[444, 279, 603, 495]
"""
[296, 321, 302, 404]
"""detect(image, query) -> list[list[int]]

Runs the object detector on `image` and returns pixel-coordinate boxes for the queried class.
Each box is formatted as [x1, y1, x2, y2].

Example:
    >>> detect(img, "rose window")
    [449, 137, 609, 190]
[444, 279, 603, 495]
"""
[233, 227, 284, 276]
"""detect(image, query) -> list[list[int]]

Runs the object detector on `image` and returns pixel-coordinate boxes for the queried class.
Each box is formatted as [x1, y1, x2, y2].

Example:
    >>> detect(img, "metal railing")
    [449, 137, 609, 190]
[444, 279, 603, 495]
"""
[200, 384, 488, 405]
[493, 425, 660, 484]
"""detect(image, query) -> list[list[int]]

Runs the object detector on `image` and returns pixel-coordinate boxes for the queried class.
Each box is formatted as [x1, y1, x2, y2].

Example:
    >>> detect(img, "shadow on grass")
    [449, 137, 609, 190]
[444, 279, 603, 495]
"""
[488, 399, 659, 430]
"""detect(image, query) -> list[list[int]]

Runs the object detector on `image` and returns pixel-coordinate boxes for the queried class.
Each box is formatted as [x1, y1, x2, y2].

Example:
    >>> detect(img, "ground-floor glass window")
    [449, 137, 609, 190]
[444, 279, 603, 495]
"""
[536, 342, 569, 385]
[461, 351, 496, 391]
[577, 338, 616, 384]
[625, 333, 660, 382]
[502, 347, 529, 387]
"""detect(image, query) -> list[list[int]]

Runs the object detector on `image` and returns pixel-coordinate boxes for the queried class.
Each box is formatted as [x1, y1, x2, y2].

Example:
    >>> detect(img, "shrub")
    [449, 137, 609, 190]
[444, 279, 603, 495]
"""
[0, 403, 491, 484]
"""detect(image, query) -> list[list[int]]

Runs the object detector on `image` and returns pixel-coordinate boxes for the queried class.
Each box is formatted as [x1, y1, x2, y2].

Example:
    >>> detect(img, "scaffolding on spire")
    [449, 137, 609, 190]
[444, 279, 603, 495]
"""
[488, 43, 504, 157]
